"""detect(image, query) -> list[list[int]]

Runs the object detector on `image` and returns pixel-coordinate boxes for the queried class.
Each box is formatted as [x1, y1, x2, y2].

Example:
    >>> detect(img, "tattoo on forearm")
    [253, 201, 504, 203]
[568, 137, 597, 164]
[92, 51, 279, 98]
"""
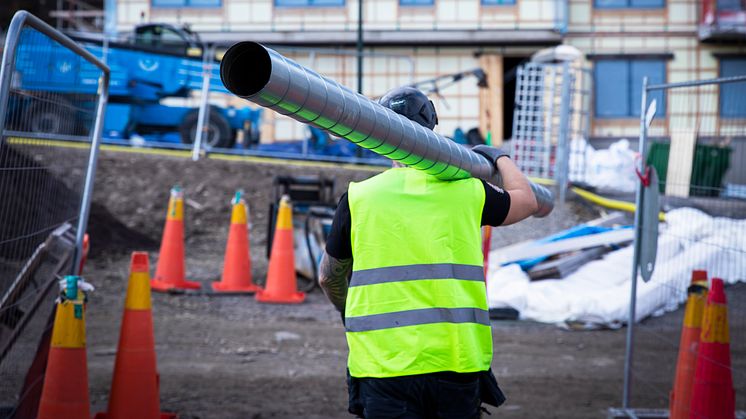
[318, 252, 352, 313]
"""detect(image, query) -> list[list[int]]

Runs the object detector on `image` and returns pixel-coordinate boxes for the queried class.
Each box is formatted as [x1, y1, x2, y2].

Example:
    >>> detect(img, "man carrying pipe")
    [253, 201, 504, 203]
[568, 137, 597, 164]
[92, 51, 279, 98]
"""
[219, 43, 553, 418]
[320, 87, 541, 417]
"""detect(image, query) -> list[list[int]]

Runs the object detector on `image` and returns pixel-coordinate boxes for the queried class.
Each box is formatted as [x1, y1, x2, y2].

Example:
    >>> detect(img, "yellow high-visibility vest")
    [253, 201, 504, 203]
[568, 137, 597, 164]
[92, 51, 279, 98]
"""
[346, 167, 492, 378]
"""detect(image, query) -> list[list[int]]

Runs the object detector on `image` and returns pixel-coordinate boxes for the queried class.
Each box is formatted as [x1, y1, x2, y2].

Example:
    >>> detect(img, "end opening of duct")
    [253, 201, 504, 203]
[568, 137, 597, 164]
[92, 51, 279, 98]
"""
[220, 42, 272, 98]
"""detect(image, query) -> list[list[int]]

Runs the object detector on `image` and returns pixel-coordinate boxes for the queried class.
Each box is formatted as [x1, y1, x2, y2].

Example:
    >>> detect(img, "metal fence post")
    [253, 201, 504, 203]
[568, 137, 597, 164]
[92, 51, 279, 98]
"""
[0, 12, 27, 146]
[623, 76, 648, 409]
[543, 65, 554, 178]
[73, 72, 110, 274]
[193, 44, 214, 161]
[556, 61, 572, 204]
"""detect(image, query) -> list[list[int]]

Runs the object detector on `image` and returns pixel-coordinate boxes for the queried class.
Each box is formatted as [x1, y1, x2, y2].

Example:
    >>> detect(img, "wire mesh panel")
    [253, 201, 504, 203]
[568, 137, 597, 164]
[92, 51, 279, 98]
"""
[0, 11, 108, 415]
[511, 61, 591, 199]
[625, 75, 746, 414]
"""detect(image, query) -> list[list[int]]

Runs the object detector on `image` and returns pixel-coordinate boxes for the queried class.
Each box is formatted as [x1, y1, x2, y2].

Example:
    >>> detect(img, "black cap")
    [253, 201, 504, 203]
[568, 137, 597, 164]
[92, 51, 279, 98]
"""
[378, 86, 438, 130]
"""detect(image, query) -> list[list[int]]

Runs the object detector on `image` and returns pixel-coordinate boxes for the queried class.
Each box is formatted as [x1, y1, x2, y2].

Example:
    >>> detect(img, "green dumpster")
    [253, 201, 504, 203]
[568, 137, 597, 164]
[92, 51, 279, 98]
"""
[647, 142, 732, 197]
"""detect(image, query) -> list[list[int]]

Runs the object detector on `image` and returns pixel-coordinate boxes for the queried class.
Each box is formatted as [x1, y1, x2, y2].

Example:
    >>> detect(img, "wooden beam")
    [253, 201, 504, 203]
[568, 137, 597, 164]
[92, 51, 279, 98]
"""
[528, 246, 607, 280]
[478, 55, 489, 142]
[478, 54, 503, 146]
[665, 129, 697, 198]
[495, 228, 634, 264]
[490, 55, 503, 145]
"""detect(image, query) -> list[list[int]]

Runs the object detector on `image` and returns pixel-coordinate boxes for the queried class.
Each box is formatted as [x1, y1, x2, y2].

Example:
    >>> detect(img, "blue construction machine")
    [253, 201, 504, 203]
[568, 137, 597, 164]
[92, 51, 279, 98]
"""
[13, 24, 262, 148]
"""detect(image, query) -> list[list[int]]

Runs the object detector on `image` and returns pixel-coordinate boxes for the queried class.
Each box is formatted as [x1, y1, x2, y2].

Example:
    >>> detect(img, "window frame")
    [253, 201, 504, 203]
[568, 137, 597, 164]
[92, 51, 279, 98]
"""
[593, 57, 668, 120]
[151, 0, 222, 8]
[718, 56, 746, 119]
[481, 0, 517, 6]
[399, 0, 435, 6]
[274, 0, 346, 7]
[593, 0, 664, 10]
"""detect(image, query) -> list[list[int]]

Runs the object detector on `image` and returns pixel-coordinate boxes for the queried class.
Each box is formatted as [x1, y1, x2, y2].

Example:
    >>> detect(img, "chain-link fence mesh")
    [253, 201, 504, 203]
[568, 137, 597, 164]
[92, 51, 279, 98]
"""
[0, 12, 108, 416]
[625, 75, 746, 415]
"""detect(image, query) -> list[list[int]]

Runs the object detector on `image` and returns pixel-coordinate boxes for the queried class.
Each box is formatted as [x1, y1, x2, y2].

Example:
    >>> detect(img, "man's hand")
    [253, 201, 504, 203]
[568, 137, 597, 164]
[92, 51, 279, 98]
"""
[472, 144, 539, 225]
[318, 251, 353, 313]
[472, 145, 511, 167]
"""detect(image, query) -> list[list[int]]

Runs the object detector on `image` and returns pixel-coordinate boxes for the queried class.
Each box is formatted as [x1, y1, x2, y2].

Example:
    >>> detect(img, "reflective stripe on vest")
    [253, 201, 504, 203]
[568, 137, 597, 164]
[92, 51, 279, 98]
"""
[346, 168, 492, 378]
[345, 307, 491, 332]
[349, 263, 485, 287]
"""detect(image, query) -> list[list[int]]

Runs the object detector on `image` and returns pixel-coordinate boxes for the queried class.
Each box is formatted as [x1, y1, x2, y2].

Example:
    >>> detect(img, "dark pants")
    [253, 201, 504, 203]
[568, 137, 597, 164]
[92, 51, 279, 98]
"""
[355, 372, 483, 419]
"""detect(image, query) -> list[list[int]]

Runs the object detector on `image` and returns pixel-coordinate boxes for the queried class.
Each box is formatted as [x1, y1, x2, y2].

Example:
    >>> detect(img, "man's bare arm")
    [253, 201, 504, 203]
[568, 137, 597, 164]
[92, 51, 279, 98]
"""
[493, 156, 538, 225]
[318, 251, 353, 313]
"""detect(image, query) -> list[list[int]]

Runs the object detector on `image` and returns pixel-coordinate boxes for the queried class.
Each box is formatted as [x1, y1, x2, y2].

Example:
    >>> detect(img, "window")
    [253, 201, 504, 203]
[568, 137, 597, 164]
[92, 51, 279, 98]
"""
[594, 59, 666, 118]
[720, 57, 746, 118]
[274, 0, 345, 6]
[152, 0, 221, 7]
[482, 0, 516, 5]
[717, 0, 744, 11]
[594, 0, 663, 9]
[400, 0, 434, 5]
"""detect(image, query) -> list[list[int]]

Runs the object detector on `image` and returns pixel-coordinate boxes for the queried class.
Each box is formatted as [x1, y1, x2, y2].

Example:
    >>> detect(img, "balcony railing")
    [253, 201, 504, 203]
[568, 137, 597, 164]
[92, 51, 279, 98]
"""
[699, 0, 746, 41]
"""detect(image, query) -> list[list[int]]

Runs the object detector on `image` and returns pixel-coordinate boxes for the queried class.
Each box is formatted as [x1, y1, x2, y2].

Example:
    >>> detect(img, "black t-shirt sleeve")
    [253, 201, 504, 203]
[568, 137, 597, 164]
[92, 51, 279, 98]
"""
[325, 193, 353, 259]
[481, 180, 511, 227]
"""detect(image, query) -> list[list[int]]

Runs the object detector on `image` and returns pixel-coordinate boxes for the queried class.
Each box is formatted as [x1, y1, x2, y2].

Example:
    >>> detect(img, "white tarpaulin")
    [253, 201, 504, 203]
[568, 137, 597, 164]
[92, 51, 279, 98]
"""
[486, 208, 746, 328]
[569, 138, 638, 194]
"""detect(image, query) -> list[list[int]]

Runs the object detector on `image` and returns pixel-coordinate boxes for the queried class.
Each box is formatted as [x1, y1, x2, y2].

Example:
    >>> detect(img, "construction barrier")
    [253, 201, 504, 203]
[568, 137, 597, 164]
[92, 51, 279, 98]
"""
[0, 11, 109, 414]
[620, 75, 746, 415]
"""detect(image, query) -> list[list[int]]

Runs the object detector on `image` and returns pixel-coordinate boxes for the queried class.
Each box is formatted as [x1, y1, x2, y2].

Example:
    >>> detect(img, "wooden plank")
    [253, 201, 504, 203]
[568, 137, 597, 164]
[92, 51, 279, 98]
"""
[478, 54, 503, 146]
[478, 56, 490, 142]
[489, 55, 503, 145]
[496, 228, 634, 264]
[528, 246, 607, 280]
[665, 129, 696, 198]
[489, 212, 628, 265]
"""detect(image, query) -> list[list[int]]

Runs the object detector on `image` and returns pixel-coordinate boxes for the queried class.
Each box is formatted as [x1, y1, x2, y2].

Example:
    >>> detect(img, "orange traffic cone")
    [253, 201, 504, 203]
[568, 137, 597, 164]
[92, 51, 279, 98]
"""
[37, 276, 90, 419]
[96, 252, 175, 419]
[690, 277, 735, 419]
[256, 195, 305, 304]
[211, 191, 260, 293]
[151, 186, 201, 292]
[669, 270, 709, 419]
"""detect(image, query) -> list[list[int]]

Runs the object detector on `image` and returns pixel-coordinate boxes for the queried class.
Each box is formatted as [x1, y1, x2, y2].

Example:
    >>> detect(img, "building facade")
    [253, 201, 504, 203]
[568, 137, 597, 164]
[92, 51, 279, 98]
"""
[112, 0, 745, 146]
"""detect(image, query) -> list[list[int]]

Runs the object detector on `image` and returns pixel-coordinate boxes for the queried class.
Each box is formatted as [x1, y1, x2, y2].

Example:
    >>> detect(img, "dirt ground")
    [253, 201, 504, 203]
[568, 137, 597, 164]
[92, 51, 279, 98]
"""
[81, 149, 745, 418]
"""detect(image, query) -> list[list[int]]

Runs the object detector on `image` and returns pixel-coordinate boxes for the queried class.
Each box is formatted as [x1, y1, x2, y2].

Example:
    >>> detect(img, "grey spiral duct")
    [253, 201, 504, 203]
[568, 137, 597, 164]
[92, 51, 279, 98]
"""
[220, 42, 553, 217]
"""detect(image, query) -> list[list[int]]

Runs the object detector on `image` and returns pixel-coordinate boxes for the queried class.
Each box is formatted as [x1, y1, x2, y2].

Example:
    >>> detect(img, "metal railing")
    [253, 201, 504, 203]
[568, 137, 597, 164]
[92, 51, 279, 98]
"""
[0, 10, 109, 415]
[619, 74, 746, 417]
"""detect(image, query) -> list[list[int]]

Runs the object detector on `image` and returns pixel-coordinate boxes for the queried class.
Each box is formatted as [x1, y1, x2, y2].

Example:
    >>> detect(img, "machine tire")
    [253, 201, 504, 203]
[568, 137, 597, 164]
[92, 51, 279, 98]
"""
[179, 108, 233, 149]
[26, 96, 82, 136]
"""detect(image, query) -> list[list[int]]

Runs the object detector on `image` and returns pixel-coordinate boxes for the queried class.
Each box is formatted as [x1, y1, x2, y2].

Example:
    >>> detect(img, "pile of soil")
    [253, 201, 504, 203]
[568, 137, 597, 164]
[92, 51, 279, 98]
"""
[88, 151, 375, 281]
